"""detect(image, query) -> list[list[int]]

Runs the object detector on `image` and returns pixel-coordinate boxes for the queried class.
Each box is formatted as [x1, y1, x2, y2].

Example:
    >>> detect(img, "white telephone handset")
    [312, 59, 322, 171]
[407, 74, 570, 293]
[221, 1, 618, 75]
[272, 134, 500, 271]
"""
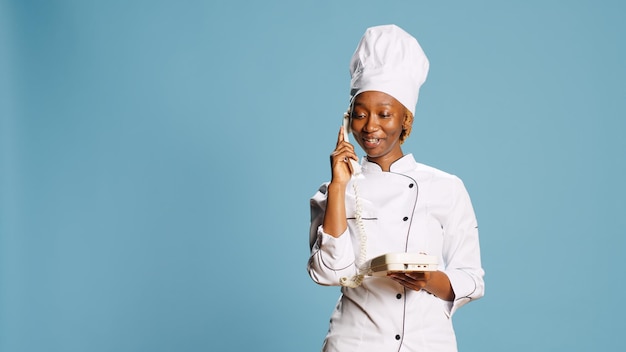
[342, 113, 362, 175]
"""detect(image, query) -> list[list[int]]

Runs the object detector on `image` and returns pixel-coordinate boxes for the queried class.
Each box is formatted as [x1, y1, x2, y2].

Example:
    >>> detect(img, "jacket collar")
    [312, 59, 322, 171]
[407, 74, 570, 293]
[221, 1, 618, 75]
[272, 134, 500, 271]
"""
[362, 154, 418, 174]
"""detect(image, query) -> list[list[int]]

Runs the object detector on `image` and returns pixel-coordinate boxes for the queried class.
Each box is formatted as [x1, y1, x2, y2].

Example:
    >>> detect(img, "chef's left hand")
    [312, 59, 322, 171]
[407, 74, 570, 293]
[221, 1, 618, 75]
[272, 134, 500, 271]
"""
[388, 271, 431, 292]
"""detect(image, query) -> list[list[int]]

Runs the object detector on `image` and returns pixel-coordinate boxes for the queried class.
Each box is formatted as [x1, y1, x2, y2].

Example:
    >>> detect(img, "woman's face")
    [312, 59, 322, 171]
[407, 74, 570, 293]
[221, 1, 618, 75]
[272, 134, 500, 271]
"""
[350, 91, 409, 165]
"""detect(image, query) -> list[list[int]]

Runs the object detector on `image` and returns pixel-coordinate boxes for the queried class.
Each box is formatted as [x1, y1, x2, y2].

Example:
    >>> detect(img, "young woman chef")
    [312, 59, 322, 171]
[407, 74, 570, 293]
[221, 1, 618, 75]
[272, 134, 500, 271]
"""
[308, 24, 485, 352]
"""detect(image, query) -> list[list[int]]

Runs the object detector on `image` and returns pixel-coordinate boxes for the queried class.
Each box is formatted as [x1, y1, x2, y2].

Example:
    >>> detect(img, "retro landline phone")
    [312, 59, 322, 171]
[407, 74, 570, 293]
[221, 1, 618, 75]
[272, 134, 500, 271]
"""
[339, 112, 437, 288]
[342, 112, 362, 175]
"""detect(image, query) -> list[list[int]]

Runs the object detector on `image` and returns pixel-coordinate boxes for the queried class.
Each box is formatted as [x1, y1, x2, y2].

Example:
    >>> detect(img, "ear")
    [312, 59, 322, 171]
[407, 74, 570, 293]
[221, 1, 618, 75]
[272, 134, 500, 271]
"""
[400, 110, 414, 144]
[402, 110, 414, 131]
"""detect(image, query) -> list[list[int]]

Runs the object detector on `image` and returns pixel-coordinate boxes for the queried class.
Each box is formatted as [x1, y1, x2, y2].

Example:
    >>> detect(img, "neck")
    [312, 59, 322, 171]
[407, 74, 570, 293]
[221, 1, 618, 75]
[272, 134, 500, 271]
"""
[367, 150, 404, 172]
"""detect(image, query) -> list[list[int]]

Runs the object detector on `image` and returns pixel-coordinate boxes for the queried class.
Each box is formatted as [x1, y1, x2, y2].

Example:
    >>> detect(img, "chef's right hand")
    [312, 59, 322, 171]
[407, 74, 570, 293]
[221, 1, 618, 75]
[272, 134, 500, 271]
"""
[329, 126, 358, 186]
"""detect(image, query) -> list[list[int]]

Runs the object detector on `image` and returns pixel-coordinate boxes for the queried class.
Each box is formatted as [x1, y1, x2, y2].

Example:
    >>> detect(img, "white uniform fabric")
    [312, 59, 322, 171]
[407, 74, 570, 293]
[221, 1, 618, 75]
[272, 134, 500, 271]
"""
[308, 154, 485, 352]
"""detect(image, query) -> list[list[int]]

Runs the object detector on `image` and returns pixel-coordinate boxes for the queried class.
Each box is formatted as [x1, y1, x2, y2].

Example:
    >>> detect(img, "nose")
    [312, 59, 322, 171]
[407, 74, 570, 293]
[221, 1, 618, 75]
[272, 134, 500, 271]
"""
[362, 116, 380, 133]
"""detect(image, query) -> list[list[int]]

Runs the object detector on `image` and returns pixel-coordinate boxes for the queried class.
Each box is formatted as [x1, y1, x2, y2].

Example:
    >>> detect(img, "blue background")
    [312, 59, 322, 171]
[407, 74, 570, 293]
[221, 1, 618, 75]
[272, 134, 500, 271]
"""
[1, 0, 625, 351]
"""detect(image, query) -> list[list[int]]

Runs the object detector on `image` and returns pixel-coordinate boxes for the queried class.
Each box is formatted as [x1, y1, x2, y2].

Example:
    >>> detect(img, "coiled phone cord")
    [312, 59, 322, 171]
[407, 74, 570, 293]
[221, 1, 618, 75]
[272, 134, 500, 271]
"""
[339, 178, 367, 288]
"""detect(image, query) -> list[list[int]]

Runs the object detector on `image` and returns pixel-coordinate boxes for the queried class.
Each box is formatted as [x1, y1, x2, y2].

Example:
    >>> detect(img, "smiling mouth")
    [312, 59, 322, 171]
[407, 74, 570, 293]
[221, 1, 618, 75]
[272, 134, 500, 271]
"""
[363, 138, 381, 147]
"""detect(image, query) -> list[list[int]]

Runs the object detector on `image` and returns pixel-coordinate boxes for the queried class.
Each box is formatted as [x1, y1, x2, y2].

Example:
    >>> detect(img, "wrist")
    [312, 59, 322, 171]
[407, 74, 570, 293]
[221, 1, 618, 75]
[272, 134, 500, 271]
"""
[327, 181, 348, 194]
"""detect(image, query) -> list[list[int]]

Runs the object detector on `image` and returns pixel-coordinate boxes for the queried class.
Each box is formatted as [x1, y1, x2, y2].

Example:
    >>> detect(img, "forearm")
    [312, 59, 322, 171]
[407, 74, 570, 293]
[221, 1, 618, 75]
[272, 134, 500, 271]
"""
[424, 271, 455, 301]
[322, 182, 348, 238]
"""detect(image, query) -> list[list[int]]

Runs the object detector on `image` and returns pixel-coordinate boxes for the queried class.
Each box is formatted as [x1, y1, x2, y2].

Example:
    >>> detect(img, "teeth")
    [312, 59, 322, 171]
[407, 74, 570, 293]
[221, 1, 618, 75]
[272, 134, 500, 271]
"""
[366, 138, 379, 143]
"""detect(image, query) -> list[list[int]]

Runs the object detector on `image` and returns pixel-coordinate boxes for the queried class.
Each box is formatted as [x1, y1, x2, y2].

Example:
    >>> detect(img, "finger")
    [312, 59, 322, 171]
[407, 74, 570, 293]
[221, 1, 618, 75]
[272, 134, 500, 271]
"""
[389, 273, 428, 291]
[389, 275, 420, 291]
[336, 126, 345, 146]
[330, 150, 353, 176]
[406, 272, 428, 280]
[331, 144, 357, 163]
[330, 149, 351, 163]
[388, 273, 413, 285]
[337, 126, 357, 151]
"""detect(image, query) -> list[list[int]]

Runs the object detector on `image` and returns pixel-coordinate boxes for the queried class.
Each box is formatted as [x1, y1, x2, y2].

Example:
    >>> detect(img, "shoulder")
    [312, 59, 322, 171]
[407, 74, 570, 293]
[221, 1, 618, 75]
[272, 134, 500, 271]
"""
[392, 154, 463, 184]
[409, 162, 472, 205]
[413, 162, 463, 184]
[310, 182, 330, 207]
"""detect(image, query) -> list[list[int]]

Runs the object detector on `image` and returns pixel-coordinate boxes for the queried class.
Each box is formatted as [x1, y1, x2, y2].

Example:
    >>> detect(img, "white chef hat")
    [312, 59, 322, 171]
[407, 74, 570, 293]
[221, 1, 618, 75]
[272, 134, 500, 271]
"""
[349, 24, 429, 115]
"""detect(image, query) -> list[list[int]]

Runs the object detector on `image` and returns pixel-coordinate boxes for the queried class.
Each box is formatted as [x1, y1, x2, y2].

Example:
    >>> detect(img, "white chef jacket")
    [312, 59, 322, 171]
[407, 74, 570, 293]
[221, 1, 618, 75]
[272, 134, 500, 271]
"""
[308, 154, 484, 352]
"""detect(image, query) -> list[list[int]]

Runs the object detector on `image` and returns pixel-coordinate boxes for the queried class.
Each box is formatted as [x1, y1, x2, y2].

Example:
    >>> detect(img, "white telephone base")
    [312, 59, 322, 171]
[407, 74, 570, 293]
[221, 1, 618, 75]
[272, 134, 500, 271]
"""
[364, 252, 438, 276]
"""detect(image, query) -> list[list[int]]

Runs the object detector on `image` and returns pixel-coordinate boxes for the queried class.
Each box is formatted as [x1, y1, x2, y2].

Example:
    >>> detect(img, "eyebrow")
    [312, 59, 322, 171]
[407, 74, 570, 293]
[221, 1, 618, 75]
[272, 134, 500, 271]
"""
[353, 101, 393, 107]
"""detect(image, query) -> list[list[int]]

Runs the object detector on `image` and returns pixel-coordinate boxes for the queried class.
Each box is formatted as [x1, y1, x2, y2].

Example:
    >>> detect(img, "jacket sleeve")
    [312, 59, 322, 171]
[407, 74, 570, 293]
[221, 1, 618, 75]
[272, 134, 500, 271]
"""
[307, 183, 358, 286]
[441, 177, 485, 317]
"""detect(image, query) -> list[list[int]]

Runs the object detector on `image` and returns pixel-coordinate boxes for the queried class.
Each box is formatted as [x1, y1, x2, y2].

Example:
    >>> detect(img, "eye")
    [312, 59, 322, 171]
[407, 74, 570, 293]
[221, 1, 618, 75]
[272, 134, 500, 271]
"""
[379, 111, 392, 118]
[351, 111, 367, 119]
